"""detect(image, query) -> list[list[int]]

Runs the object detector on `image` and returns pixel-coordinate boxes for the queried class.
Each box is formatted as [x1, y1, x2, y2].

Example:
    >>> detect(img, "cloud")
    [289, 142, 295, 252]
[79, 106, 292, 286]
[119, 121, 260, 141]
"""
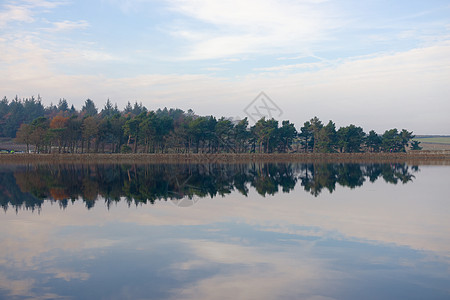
[48, 20, 90, 31]
[22, 0, 66, 9]
[0, 31, 118, 85]
[79, 50, 118, 61]
[166, 0, 341, 60]
[103, 0, 153, 13]
[0, 0, 449, 134]
[203, 67, 228, 72]
[255, 61, 331, 72]
[0, 0, 66, 28]
[0, 4, 35, 27]
[1, 37, 449, 133]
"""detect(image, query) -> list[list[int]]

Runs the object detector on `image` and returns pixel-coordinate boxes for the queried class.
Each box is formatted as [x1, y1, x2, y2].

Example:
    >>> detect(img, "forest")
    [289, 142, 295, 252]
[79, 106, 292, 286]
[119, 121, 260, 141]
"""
[0, 96, 421, 154]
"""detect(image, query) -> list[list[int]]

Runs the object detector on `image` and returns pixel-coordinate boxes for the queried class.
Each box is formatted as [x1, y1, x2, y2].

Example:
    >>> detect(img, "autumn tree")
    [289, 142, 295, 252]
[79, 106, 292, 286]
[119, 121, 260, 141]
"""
[15, 123, 33, 152]
[50, 116, 69, 153]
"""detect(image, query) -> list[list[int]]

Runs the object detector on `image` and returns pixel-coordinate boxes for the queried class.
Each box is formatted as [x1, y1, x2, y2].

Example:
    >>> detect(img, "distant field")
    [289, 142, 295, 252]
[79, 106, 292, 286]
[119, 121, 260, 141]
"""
[414, 136, 450, 144]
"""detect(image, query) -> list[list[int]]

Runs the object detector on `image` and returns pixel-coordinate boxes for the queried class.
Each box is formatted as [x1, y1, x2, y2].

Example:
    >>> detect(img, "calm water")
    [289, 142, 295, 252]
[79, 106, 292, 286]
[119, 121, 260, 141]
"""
[0, 163, 449, 300]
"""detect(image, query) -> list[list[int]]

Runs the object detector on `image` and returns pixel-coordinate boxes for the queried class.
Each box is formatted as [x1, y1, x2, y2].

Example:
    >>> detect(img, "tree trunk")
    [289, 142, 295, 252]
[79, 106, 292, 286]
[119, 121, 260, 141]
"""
[133, 136, 138, 153]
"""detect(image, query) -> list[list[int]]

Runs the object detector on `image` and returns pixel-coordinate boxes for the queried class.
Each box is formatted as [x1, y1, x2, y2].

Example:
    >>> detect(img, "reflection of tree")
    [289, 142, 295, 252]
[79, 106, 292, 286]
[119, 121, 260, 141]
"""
[381, 163, 415, 184]
[336, 164, 365, 189]
[248, 163, 298, 196]
[298, 163, 417, 196]
[1, 162, 419, 211]
[299, 164, 337, 197]
[0, 167, 44, 212]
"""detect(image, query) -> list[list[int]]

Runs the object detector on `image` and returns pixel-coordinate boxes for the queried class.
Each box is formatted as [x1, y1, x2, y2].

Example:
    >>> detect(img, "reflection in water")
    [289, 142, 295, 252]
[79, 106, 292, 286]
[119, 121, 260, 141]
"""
[1, 163, 419, 211]
[1, 163, 450, 300]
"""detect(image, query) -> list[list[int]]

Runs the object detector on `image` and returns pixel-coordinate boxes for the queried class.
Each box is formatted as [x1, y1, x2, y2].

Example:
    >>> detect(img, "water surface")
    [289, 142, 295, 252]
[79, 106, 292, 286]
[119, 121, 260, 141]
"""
[1, 163, 449, 299]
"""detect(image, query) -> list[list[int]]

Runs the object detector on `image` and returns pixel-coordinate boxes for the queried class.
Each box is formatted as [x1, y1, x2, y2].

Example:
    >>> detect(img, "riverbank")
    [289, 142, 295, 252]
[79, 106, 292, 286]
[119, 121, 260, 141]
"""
[1, 151, 450, 165]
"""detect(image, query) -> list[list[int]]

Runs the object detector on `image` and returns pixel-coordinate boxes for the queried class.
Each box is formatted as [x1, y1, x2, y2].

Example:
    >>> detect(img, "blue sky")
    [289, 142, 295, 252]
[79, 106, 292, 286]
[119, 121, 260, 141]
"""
[0, 0, 449, 133]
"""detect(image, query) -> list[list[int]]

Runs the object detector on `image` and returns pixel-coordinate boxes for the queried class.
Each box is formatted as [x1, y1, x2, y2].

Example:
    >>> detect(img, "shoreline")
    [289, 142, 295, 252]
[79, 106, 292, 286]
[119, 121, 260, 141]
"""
[1, 151, 450, 165]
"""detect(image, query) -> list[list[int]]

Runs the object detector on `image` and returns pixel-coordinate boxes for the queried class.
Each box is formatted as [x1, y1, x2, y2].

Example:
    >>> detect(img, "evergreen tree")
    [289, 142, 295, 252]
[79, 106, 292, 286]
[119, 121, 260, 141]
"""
[278, 120, 297, 153]
[366, 130, 382, 152]
[81, 99, 98, 117]
[315, 120, 337, 153]
[381, 129, 403, 152]
[101, 98, 115, 118]
[410, 140, 422, 151]
[299, 121, 314, 152]
[124, 101, 133, 114]
[337, 124, 366, 153]
[57, 98, 69, 112]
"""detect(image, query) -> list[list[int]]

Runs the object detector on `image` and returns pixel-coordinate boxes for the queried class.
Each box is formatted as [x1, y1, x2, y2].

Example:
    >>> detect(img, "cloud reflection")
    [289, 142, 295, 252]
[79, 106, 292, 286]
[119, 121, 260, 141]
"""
[169, 239, 341, 300]
[0, 165, 449, 298]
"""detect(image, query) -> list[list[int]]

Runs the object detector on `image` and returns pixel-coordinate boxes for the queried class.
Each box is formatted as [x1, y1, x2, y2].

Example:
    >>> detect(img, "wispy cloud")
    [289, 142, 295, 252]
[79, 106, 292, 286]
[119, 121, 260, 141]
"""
[22, 0, 66, 9]
[0, 0, 66, 28]
[0, 4, 35, 27]
[102, 0, 154, 13]
[48, 20, 90, 32]
[79, 50, 119, 61]
[3, 40, 449, 133]
[0, 0, 449, 134]
[255, 61, 331, 72]
[203, 67, 228, 72]
[165, 0, 341, 60]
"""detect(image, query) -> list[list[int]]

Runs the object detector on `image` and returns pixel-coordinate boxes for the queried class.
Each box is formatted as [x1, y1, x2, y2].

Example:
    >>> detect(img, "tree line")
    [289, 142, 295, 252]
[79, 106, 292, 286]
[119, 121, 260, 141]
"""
[1, 163, 418, 212]
[1, 96, 421, 153]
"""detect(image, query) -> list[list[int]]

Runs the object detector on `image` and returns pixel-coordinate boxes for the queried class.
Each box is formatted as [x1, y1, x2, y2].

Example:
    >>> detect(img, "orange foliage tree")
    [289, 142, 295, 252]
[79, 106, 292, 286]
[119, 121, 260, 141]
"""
[50, 116, 69, 152]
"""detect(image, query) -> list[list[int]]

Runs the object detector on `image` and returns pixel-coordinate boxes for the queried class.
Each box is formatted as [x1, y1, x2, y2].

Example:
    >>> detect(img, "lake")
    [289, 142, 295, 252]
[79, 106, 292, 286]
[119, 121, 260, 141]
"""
[1, 162, 450, 299]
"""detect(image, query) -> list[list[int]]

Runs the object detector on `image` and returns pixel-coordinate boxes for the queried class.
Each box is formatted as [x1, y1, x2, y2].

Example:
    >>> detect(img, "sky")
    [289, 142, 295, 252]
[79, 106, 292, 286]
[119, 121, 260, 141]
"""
[0, 0, 449, 134]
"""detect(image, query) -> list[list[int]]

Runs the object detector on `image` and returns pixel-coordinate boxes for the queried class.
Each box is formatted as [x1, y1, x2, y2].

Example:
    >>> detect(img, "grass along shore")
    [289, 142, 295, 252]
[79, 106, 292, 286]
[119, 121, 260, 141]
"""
[0, 151, 450, 165]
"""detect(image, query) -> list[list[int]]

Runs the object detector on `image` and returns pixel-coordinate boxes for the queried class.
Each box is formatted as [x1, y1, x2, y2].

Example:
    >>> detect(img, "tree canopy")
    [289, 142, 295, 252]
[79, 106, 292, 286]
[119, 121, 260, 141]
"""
[1, 96, 421, 154]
